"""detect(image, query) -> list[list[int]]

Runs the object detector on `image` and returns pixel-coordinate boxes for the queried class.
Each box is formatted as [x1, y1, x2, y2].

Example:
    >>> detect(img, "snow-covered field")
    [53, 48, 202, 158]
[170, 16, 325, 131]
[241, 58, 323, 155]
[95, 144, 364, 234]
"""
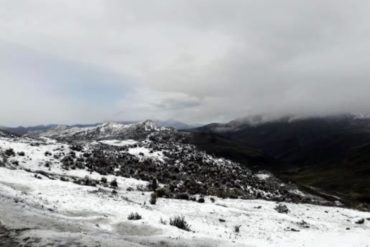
[0, 166, 370, 247]
[0, 131, 369, 246]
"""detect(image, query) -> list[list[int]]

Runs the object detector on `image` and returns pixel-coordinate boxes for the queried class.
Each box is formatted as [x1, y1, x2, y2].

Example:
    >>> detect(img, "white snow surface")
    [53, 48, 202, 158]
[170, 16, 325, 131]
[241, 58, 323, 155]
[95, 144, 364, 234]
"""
[0, 136, 370, 246]
[255, 174, 271, 180]
[99, 139, 138, 147]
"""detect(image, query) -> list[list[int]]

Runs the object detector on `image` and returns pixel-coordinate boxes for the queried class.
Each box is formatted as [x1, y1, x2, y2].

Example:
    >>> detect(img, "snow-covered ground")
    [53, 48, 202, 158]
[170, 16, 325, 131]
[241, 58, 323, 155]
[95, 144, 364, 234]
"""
[0, 166, 369, 247]
[0, 134, 369, 246]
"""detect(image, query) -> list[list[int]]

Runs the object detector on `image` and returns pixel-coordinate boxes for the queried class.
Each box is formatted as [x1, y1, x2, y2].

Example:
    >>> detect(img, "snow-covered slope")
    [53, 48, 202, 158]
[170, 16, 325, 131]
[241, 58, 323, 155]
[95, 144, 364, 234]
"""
[0, 164, 369, 246]
[0, 125, 369, 246]
[0, 129, 16, 138]
[33, 120, 163, 141]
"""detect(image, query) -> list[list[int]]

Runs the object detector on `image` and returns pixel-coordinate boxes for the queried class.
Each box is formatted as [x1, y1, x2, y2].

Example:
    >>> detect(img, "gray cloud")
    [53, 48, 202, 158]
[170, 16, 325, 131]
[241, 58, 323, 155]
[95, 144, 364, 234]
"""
[1, 0, 370, 126]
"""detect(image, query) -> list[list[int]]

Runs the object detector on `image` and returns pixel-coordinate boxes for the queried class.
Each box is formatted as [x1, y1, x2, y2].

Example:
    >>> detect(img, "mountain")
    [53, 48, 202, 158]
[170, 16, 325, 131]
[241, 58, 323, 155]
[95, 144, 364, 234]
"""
[2, 119, 193, 137]
[32, 120, 161, 141]
[3, 124, 58, 136]
[155, 119, 196, 130]
[189, 114, 370, 209]
[0, 119, 369, 246]
[0, 129, 18, 138]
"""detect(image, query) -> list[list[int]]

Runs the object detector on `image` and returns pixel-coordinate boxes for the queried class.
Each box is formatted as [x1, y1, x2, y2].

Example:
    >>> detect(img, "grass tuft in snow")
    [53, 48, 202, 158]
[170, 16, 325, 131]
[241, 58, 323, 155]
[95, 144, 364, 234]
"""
[150, 192, 157, 205]
[127, 212, 142, 221]
[169, 216, 191, 231]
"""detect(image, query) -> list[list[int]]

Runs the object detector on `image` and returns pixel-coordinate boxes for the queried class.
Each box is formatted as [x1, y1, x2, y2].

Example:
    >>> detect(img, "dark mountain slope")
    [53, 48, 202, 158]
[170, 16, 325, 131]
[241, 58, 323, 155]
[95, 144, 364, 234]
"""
[189, 115, 370, 209]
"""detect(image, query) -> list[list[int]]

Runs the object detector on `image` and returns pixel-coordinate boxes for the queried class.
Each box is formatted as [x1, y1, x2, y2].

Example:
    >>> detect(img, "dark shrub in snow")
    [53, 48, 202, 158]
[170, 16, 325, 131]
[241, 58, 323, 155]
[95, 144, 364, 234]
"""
[110, 179, 118, 188]
[175, 193, 190, 200]
[128, 212, 142, 220]
[149, 178, 158, 191]
[5, 148, 15, 157]
[275, 204, 289, 214]
[156, 187, 170, 198]
[198, 196, 205, 203]
[169, 216, 191, 231]
[150, 192, 157, 205]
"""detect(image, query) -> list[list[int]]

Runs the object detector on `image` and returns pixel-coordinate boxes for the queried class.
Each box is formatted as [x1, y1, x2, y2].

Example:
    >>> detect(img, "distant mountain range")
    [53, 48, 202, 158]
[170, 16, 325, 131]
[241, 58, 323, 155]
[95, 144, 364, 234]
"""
[2, 120, 196, 136]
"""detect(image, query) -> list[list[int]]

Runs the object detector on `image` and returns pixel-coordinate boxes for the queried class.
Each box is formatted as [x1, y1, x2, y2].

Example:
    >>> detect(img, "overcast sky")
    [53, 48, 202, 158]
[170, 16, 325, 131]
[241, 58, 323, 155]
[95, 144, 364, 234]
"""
[1, 0, 370, 126]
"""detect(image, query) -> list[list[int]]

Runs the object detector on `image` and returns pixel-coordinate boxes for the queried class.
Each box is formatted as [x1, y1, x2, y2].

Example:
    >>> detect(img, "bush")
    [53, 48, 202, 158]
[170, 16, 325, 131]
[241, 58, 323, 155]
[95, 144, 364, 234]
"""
[169, 216, 191, 231]
[101, 177, 107, 184]
[150, 192, 157, 205]
[234, 225, 241, 233]
[198, 196, 205, 203]
[5, 148, 15, 157]
[128, 212, 142, 220]
[156, 187, 170, 198]
[160, 218, 167, 225]
[275, 204, 289, 214]
[17, 151, 25, 156]
[149, 178, 158, 191]
[110, 179, 118, 188]
[175, 193, 190, 200]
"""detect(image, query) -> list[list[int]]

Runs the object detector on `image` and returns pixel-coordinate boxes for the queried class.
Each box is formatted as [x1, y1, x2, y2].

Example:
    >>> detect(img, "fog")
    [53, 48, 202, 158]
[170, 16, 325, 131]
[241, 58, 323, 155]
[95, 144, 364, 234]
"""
[1, 0, 370, 126]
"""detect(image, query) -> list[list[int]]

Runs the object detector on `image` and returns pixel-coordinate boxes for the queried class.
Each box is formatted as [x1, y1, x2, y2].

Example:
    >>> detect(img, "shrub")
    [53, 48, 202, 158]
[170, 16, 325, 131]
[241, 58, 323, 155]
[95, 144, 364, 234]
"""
[101, 177, 107, 184]
[274, 204, 289, 214]
[198, 196, 205, 203]
[169, 216, 191, 231]
[5, 148, 15, 157]
[156, 187, 171, 198]
[110, 179, 118, 188]
[234, 225, 241, 233]
[175, 193, 190, 200]
[150, 192, 157, 205]
[128, 212, 142, 220]
[149, 178, 158, 191]
[210, 197, 216, 203]
[160, 218, 167, 225]
[17, 151, 25, 156]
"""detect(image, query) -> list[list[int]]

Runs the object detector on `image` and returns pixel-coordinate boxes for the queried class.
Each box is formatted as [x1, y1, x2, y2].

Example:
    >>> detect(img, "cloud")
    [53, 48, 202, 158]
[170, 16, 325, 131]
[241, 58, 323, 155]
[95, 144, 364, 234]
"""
[1, 0, 370, 125]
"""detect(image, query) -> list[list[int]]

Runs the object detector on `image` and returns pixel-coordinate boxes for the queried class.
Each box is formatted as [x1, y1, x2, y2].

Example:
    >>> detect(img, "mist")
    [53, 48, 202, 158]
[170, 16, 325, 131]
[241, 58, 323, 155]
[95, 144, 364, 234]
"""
[1, 0, 370, 126]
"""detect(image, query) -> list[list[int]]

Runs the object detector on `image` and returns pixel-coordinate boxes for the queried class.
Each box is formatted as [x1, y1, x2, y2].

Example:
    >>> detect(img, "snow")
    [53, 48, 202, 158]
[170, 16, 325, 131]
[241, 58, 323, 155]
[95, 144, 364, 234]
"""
[0, 166, 369, 246]
[128, 146, 165, 162]
[255, 174, 271, 180]
[1, 136, 370, 246]
[99, 139, 138, 147]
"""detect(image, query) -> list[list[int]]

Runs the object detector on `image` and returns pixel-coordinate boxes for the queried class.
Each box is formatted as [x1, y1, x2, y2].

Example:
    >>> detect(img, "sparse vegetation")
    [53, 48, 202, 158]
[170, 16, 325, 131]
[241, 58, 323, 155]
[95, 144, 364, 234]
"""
[275, 204, 289, 214]
[128, 212, 142, 220]
[5, 148, 15, 157]
[169, 216, 191, 231]
[150, 192, 157, 205]
[101, 177, 107, 184]
[110, 179, 118, 188]
[160, 218, 167, 225]
[198, 196, 205, 203]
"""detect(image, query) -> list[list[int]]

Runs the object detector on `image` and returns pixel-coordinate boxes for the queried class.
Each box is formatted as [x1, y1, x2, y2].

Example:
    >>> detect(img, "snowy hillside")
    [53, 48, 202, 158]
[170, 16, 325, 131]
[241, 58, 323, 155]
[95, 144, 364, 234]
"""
[30, 121, 163, 141]
[0, 122, 369, 246]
